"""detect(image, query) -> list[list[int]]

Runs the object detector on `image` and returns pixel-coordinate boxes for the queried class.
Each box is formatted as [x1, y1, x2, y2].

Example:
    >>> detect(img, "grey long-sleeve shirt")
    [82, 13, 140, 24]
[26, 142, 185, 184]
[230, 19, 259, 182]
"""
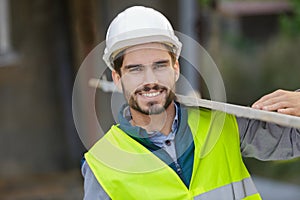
[239, 117, 300, 160]
[82, 114, 300, 200]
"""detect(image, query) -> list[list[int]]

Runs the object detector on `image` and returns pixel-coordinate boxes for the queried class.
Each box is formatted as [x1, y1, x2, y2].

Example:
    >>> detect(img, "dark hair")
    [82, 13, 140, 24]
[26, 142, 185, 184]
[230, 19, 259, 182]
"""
[112, 50, 125, 75]
[112, 44, 177, 76]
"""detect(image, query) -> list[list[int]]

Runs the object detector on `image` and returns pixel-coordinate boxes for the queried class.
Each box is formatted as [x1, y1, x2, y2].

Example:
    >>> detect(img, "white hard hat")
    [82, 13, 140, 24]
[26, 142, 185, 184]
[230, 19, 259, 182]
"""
[103, 6, 182, 70]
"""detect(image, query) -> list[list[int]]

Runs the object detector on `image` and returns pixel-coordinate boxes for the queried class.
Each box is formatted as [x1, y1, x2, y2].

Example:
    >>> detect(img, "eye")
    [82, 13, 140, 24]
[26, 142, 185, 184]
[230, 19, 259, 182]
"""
[126, 65, 144, 73]
[157, 63, 167, 68]
[153, 62, 169, 70]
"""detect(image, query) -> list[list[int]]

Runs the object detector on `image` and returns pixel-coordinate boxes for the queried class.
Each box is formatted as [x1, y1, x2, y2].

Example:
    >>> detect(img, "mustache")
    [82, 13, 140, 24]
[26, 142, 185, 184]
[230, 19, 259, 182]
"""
[134, 84, 168, 94]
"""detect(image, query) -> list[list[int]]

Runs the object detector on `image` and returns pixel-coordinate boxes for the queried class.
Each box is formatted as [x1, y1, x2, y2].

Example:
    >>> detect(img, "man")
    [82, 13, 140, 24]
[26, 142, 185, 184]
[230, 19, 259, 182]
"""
[82, 6, 300, 199]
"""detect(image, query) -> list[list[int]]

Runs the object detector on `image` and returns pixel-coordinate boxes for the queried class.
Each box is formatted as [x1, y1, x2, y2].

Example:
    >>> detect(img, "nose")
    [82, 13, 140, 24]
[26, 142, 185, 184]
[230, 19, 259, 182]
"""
[143, 67, 158, 85]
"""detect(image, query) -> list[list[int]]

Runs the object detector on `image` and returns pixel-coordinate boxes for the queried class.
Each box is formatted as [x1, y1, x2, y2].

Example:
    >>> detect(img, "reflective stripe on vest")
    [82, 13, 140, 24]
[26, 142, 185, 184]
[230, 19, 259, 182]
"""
[85, 108, 261, 200]
[194, 177, 259, 200]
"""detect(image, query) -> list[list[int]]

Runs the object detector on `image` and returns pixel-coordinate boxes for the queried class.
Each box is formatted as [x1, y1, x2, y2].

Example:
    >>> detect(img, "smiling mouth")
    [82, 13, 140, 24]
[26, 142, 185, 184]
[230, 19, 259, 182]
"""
[141, 91, 161, 97]
[134, 84, 168, 99]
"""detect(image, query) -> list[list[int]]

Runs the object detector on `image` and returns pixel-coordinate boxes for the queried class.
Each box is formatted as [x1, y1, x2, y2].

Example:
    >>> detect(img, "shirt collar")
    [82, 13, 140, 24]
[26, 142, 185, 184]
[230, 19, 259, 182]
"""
[122, 102, 180, 148]
[123, 102, 179, 135]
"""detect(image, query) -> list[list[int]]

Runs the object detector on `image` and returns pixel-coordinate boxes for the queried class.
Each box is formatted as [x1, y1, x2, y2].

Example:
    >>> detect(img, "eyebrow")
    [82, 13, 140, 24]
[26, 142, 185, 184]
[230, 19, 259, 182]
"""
[153, 59, 170, 65]
[124, 59, 170, 69]
[124, 64, 142, 70]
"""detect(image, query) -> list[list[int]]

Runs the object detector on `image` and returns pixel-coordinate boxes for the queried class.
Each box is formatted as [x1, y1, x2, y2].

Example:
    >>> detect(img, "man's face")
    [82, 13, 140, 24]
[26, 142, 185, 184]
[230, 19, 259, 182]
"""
[112, 43, 180, 115]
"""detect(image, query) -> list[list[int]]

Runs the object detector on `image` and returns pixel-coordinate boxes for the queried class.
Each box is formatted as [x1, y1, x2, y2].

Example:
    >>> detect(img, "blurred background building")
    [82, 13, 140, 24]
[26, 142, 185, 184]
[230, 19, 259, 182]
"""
[0, 0, 299, 199]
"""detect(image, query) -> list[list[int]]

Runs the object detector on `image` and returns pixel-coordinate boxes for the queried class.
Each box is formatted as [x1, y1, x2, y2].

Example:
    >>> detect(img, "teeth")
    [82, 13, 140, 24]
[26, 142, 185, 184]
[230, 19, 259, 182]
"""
[142, 92, 160, 97]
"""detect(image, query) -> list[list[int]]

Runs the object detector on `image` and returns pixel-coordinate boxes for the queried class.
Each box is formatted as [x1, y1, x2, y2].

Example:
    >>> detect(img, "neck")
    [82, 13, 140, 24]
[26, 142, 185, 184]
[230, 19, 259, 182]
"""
[130, 102, 176, 136]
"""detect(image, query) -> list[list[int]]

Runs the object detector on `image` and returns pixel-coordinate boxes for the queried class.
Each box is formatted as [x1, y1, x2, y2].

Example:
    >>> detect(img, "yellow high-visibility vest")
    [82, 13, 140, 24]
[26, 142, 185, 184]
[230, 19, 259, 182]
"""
[85, 108, 261, 199]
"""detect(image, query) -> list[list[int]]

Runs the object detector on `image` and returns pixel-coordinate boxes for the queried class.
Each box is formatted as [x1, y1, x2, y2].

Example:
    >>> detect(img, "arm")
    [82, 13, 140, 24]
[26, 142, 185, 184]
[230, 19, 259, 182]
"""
[238, 89, 300, 160]
[81, 161, 111, 200]
[238, 117, 300, 161]
[252, 89, 300, 117]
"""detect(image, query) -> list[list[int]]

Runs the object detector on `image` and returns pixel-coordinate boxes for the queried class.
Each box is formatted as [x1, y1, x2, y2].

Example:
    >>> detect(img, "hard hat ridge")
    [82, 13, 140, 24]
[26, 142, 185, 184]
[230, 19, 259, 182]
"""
[103, 6, 182, 70]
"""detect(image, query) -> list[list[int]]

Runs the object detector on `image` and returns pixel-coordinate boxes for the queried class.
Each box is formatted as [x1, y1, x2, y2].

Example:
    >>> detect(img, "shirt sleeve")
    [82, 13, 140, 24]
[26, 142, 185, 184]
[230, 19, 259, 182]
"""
[237, 117, 300, 161]
[81, 161, 111, 200]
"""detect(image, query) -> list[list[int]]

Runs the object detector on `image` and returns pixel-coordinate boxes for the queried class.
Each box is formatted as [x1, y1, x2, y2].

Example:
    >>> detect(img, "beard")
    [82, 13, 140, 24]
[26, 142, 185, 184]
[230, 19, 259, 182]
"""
[123, 83, 176, 115]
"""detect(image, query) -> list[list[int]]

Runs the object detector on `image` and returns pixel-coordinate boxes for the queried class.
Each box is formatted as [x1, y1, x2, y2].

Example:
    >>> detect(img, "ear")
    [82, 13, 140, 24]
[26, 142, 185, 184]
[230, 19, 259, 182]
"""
[112, 70, 123, 92]
[173, 60, 180, 82]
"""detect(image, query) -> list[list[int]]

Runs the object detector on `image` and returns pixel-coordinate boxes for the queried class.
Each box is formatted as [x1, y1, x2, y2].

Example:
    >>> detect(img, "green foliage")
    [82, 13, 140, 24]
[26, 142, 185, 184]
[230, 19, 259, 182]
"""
[259, 36, 300, 90]
[202, 0, 300, 184]
[217, 34, 300, 106]
[280, 0, 300, 37]
[245, 157, 300, 185]
[198, 0, 212, 7]
[218, 34, 300, 184]
[223, 33, 257, 53]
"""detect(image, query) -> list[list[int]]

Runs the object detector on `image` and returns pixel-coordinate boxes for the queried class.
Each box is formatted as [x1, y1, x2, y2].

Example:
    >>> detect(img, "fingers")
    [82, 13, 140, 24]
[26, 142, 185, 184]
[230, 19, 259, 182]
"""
[252, 89, 287, 109]
[257, 101, 290, 111]
[278, 108, 300, 117]
[251, 89, 300, 117]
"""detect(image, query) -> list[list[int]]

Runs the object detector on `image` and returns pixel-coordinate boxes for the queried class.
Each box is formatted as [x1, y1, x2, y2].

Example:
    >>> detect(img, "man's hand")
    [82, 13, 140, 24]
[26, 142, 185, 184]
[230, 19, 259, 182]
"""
[252, 89, 300, 117]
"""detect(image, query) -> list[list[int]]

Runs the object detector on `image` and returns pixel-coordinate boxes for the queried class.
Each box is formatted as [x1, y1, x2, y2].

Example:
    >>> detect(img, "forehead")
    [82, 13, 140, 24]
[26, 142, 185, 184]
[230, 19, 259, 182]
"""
[122, 43, 171, 65]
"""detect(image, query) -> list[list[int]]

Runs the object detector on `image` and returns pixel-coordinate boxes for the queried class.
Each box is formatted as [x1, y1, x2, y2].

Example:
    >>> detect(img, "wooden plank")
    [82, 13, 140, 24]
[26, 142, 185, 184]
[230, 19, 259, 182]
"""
[89, 78, 300, 129]
[176, 94, 300, 129]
